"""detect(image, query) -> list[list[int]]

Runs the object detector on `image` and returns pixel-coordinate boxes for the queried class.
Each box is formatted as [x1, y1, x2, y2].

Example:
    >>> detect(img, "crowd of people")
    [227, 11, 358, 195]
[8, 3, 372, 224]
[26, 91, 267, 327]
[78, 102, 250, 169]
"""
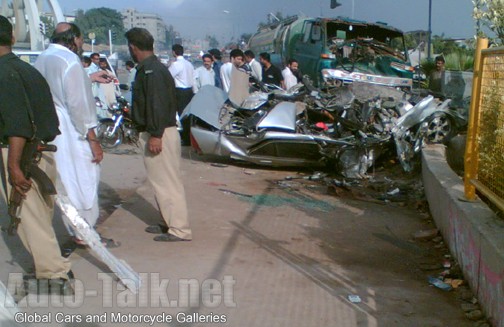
[191, 47, 302, 93]
[0, 15, 304, 295]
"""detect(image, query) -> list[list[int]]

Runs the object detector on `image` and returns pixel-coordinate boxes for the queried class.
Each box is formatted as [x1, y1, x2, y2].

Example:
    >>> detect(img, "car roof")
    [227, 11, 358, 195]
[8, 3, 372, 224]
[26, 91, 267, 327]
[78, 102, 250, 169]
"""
[13, 50, 42, 65]
[13, 49, 116, 76]
[82, 51, 108, 58]
[12, 50, 42, 55]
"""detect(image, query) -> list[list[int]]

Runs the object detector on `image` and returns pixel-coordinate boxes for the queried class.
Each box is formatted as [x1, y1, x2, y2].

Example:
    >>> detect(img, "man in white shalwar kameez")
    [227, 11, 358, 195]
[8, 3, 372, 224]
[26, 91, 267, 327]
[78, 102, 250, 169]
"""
[34, 23, 103, 242]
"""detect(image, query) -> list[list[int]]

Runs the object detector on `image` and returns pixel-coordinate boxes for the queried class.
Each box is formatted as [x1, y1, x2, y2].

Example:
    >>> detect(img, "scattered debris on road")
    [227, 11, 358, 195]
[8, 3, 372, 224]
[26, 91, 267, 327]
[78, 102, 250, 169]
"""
[428, 276, 453, 291]
[348, 295, 362, 303]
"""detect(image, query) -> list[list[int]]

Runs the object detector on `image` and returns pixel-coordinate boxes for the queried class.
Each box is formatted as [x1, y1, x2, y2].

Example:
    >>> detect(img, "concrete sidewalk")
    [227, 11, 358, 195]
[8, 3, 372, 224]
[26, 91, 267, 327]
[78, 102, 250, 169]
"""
[1, 147, 476, 326]
[422, 145, 504, 327]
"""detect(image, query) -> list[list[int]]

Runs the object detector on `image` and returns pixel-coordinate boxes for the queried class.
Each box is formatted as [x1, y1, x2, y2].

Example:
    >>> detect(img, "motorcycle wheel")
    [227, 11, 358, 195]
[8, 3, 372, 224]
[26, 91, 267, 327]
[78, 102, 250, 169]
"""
[123, 121, 139, 145]
[97, 121, 123, 149]
[425, 112, 454, 144]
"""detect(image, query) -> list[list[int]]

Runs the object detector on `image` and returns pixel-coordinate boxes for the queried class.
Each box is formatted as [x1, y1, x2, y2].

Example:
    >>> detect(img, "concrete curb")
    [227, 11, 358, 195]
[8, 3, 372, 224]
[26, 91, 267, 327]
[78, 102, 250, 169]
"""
[422, 144, 504, 327]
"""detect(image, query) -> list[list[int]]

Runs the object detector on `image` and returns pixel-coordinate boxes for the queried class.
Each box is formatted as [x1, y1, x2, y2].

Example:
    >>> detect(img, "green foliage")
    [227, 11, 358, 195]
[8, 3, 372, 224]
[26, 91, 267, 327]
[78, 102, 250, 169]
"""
[429, 34, 474, 71]
[432, 35, 461, 55]
[420, 59, 437, 83]
[478, 87, 504, 193]
[444, 52, 474, 71]
[473, 0, 504, 44]
[403, 34, 418, 50]
[39, 16, 54, 38]
[74, 7, 125, 45]
[165, 25, 178, 49]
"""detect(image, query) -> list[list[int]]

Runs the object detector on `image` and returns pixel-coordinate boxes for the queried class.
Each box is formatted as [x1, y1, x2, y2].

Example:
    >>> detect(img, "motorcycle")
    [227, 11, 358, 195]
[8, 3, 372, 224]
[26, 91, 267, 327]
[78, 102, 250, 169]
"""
[96, 96, 139, 149]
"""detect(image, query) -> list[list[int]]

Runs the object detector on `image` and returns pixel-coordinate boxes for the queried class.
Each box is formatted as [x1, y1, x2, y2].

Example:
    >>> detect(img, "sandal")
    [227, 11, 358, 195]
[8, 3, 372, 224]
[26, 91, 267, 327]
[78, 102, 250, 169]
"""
[72, 236, 120, 249]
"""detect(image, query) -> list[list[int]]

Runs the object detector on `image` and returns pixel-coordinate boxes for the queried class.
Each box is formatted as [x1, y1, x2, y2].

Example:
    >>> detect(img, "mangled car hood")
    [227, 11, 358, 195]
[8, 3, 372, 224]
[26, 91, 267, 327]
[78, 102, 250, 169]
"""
[180, 85, 228, 129]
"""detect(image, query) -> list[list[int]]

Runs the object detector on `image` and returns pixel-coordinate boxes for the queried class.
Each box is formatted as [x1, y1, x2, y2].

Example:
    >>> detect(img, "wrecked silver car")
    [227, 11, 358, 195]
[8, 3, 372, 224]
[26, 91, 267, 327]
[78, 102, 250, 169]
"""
[182, 74, 466, 178]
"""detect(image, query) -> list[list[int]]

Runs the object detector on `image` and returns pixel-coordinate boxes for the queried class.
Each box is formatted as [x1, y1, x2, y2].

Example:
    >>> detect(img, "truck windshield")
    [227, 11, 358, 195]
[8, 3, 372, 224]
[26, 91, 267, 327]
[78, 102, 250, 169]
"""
[326, 21, 407, 62]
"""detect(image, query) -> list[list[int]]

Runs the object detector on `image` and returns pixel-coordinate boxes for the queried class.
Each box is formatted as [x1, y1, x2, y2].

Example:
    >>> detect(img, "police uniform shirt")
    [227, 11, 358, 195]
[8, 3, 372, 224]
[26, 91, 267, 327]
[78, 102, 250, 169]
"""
[132, 55, 177, 137]
[0, 53, 59, 143]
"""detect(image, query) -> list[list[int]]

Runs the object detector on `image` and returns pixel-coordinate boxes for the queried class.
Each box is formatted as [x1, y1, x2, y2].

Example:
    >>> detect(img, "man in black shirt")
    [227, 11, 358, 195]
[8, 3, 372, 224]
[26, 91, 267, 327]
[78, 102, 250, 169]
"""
[125, 27, 192, 242]
[0, 15, 72, 285]
[259, 52, 285, 89]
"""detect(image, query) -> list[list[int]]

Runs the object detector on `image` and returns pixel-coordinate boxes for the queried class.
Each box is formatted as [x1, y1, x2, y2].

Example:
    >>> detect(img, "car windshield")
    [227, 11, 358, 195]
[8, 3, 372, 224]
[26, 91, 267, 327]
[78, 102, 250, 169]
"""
[326, 21, 407, 62]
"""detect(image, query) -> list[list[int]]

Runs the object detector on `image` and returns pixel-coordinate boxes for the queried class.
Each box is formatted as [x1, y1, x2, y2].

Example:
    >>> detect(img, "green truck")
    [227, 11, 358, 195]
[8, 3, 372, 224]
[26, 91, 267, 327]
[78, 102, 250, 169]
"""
[248, 16, 413, 88]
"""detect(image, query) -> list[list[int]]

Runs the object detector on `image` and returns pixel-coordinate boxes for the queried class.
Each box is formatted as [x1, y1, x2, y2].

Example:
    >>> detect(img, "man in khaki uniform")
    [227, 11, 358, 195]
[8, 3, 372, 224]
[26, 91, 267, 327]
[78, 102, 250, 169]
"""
[0, 15, 71, 286]
[125, 27, 192, 242]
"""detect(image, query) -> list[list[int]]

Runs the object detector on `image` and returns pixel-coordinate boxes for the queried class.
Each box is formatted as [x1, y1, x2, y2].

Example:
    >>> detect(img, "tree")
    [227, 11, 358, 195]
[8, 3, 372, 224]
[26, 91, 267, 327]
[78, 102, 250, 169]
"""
[205, 35, 219, 49]
[74, 7, 126, 45]
[473, 0, 504, 44]
[39, 16, 55, 38]
[165, 25, 179, 49]
[403, 33, 418, 50]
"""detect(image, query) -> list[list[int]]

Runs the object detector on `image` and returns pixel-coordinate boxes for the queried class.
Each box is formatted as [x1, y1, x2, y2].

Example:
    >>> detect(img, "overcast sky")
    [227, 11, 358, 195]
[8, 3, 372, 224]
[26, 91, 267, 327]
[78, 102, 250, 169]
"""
[60, 0, 477, 42]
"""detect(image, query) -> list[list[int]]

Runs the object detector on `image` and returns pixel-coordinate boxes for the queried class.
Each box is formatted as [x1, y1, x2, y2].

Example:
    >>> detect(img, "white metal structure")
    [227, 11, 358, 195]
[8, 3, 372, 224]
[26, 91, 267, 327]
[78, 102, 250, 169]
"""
[1, 0, 64, 50]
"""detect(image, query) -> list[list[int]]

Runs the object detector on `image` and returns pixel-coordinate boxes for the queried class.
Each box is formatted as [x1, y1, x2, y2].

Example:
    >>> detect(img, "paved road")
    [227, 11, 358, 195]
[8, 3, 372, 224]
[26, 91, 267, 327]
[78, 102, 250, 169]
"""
[0, 145, 474, 326]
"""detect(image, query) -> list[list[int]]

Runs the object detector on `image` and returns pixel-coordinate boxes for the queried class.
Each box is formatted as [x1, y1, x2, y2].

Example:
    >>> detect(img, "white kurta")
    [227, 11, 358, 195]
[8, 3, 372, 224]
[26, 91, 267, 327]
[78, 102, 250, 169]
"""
[193, 66, 215, 93]
[249, 58, 262, 82]
[34, 44, 100, 229]
[282, 67, 298, 91]
[85, 62, 101, 98]
[220, 62, 232, 93]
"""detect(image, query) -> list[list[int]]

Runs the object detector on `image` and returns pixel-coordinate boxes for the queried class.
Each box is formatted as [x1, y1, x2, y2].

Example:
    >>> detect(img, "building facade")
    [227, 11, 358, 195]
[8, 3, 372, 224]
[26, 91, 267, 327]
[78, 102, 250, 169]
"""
[122, 8, 167, 50]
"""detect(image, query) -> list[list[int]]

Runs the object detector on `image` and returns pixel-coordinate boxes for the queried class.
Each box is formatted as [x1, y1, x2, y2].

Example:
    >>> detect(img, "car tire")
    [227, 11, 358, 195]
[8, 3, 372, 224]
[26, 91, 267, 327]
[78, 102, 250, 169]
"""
[445, 134, 466, 176]
[425, 112, 454, 144]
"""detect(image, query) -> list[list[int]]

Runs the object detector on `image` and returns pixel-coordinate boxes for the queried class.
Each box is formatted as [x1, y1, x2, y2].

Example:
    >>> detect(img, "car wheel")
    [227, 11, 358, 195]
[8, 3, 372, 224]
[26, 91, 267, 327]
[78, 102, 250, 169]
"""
[425, 112, 454, 143]
[97, 121, 123, 148]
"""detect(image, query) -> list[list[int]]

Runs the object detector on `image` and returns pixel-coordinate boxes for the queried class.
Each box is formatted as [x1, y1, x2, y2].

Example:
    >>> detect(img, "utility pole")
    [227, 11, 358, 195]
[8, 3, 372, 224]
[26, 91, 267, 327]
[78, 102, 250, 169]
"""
[88, 32, 96, 53]
[108, 29, 113, 55]
[427, 0, 432, 61]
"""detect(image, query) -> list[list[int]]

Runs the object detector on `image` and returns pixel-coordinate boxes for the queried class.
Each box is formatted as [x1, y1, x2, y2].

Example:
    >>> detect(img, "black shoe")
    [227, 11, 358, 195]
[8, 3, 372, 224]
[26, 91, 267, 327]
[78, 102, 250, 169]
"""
[24, 270, 74, 281]
[60, 238, 79, 258]
[50, 278, 75, 296]
[153, 233, 191, 242]
[24, 278, 74, 296]
[145, 224, 168, 234]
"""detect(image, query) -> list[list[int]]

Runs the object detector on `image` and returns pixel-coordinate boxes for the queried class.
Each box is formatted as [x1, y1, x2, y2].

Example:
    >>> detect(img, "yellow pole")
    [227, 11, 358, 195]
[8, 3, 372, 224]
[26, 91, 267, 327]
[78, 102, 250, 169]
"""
[464, 38, 488, 200]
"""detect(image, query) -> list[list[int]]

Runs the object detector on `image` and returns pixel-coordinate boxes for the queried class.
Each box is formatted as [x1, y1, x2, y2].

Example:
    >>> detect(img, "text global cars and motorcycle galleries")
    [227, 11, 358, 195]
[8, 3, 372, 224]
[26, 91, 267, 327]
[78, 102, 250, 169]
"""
[14, 312, 228, 325]
[6, 272, 235, 325]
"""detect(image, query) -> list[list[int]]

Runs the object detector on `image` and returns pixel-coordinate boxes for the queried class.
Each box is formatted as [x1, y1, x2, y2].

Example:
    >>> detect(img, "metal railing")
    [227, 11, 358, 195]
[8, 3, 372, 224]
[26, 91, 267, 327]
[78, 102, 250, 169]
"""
[465, 38, 504, 213]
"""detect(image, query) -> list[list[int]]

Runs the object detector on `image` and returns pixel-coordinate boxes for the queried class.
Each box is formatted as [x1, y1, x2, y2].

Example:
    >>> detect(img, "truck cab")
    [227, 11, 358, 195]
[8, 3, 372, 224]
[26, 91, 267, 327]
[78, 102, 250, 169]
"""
[249, 16, 413, 89]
